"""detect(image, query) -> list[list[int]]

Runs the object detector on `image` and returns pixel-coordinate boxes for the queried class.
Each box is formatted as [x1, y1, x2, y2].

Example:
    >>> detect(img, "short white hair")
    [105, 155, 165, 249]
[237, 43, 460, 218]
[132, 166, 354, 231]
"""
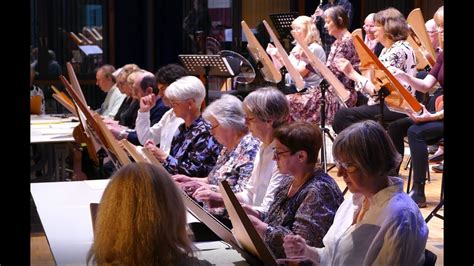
[165, 76, 205, 108]
[203, 94, 247, 133]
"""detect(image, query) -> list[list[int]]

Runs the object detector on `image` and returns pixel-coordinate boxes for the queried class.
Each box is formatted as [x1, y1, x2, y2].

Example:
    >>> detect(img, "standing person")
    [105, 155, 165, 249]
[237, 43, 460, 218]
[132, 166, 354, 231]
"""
[193, 87, 289, 214]
[280, 120, 428, 265]
[247, 122, 343, 258]
[95, 64, 126, 118]
[332, 7, 416, 134]
[311, 0, 353, 56]
[144, 76, 221, 177]
[87, 162, 211, 265]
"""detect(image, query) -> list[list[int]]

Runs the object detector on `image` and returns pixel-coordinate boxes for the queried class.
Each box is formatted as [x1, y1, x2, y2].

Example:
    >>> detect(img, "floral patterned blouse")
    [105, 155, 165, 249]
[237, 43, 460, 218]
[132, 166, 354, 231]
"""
[163, 116, 222, 177]
[205, 133, 261, 216]
[287, 33, 359, 125]
[262, 168, 344, 258]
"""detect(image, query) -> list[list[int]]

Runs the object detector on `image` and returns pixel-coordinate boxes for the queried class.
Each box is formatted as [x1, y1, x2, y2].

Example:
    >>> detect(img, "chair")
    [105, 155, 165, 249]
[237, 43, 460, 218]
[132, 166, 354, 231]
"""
[424, 249, 437, 266]
[405, 138, 444, 193]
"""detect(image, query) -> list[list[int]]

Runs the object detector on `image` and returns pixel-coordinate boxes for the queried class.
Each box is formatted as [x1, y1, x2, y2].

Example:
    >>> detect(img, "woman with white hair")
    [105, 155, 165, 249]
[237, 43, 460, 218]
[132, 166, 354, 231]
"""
[173, 94, 261, 240]
[174, 94, 260, 211]
[144, 75, 221, 177]
[193, 87, 289, 215]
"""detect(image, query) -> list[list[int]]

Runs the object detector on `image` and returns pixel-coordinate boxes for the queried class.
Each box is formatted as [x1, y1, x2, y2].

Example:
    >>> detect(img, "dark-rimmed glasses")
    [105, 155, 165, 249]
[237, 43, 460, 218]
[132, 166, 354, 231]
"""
[273, 148, 291, 160]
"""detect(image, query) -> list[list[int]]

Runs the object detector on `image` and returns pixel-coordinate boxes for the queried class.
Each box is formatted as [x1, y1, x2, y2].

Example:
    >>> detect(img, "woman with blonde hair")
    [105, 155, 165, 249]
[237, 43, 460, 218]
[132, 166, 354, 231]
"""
[267, 15, 326, 94]
[87, 162, 211, 265]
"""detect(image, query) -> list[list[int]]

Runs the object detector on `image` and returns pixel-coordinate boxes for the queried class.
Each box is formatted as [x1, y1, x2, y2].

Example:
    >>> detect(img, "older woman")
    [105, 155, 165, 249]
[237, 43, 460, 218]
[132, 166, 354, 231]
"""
[135, 64, 188, 153]
[173, 94, 261, 217]
[193, 87, 288, 214]
[87, 162, 211, 265]
[281, 120, 428, 265]
[289, 6, 359, 125]
[248, 122, 343, 258]
[144, 75, 221, 177]
[332, 7, 417, 134]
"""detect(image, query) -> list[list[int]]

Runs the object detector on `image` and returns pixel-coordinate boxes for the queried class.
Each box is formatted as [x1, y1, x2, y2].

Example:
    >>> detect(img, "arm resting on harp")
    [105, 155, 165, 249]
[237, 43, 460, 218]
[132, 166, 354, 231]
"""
[334, 57, 377, 96]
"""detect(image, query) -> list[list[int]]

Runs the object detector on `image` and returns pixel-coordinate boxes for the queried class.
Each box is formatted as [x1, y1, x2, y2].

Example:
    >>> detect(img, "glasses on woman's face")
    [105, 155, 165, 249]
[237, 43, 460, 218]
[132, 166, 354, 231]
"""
[335, 160, 358, 173]
[273, 148, 291, 160]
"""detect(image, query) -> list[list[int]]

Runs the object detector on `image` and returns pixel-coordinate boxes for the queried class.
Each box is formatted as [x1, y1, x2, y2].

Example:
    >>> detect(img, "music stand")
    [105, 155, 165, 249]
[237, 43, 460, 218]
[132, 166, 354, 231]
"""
[179, 54, 235, 104]
[269, 12, 298, 42]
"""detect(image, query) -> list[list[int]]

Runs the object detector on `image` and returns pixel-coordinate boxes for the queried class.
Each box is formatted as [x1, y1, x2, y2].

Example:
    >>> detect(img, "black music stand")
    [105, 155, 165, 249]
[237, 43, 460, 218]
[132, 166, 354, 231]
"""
[376, 86, 391, 128]
[269, 12, 298, 42]
[179, 54, 235, 104]
[319, 79, 336, 173]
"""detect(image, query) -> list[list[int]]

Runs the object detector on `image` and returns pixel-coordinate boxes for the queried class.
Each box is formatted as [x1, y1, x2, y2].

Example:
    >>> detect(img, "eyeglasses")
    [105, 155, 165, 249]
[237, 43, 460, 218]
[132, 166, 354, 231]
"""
[273, 148, 291, 160]
[335, 160, 358, 173]
[210, 124, 220, 131]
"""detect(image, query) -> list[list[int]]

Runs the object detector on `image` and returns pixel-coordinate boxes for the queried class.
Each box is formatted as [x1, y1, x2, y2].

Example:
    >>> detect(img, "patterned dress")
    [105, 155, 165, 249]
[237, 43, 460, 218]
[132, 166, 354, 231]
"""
[262, 168, 344, 258]
[163, 116, 222, 177]
[205, 133, 260, 216]
[288, 33, 359, 125]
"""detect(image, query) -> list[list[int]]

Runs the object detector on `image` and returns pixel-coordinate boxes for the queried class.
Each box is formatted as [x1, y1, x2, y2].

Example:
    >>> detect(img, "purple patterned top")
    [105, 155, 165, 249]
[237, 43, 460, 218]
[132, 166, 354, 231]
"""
[262, 169, 344, 258]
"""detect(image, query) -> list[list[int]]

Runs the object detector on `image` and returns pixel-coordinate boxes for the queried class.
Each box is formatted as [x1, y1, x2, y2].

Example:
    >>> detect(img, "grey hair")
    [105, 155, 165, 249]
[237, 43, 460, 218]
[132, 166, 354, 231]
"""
[202, 94, 247, 133]
[243, 87, 289, 129]
[165, 76, 205, 108]
[333, 120, 401, 177]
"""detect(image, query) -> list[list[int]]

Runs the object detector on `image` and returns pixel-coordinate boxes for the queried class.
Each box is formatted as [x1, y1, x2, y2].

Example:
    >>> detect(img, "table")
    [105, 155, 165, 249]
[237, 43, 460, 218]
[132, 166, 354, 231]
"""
[31, 179, 248, 265]
[31, 114, 78, 181]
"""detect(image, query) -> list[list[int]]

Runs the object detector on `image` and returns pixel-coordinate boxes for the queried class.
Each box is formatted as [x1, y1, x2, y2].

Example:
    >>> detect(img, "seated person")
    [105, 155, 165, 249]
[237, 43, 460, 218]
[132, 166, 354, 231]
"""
[144, 76, 221, 177]
[332, 7, 416, 134]
[87, 162, 211, 265]
[174, 94, 260, 217]
[109, 71, 169, 145]
[281, 120, 428, 265]
[266, 15, 326, 94]
[135, 64, 189, 152]
[248, 121, 343, 258]
[95, 64, 126, 118]
[193, 87, 288, 214]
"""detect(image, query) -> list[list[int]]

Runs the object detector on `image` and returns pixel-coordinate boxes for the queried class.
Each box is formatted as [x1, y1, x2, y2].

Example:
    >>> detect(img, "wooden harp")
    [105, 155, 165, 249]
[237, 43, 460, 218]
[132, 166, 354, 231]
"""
[406, 8, 436, 70]
[352, 35, 422, 115]
[51, 85, 77, 116]
[290, 30, 350, 107]
[241, 20, 282, 84]
[351, 28, 363, 40]
[262, 20, 305, 91]
[219, 180, 278, 266]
